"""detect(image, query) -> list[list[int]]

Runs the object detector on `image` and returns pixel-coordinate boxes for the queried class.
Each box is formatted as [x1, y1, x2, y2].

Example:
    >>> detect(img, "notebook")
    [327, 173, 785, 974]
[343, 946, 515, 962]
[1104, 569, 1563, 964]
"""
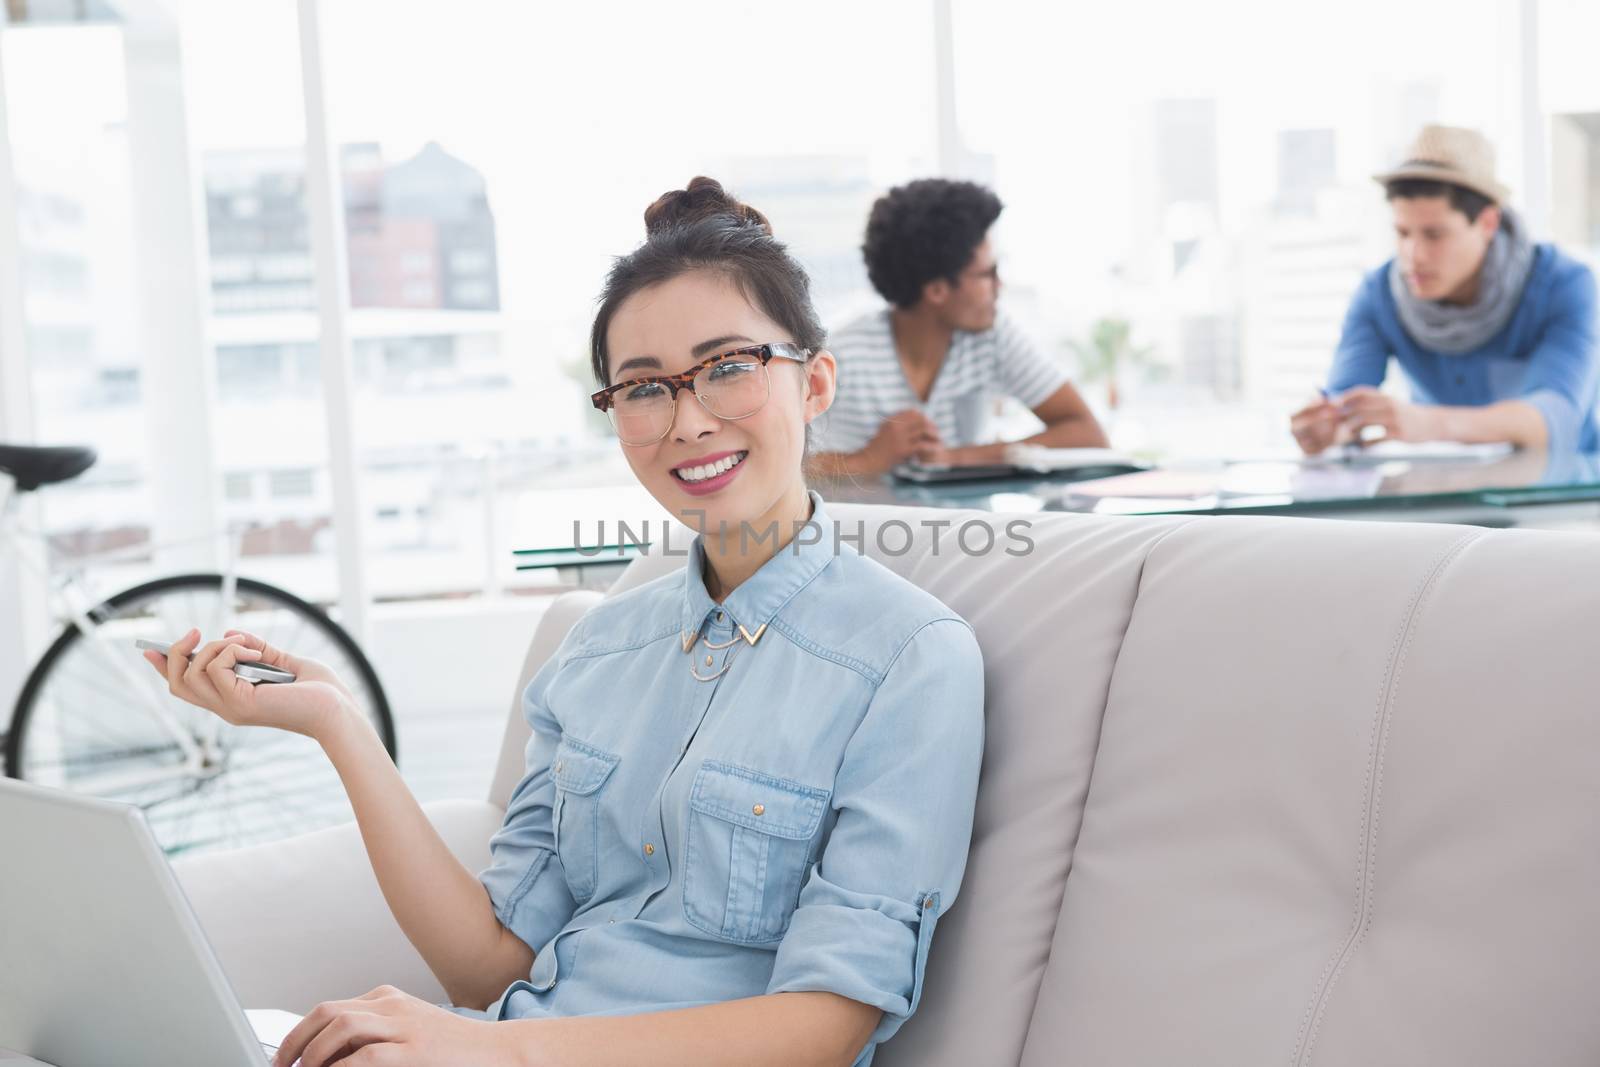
[891, 446, 1148, 484]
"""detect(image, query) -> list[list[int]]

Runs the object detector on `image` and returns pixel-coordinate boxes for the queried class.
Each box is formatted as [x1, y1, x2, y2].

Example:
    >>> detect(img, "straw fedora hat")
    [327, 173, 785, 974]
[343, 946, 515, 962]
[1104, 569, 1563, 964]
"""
[1372, 124, 1511, 204]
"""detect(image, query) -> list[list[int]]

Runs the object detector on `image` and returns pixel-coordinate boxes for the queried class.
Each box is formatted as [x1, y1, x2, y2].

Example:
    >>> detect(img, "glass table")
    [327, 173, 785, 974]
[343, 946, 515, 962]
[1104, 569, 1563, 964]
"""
[512, 450, 1600, 579]
[816, 449, 1600, 527]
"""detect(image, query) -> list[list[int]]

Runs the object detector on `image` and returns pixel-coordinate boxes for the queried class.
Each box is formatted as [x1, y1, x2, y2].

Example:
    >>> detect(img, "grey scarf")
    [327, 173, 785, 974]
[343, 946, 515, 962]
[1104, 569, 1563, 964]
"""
[1388, 205, 1537, 355]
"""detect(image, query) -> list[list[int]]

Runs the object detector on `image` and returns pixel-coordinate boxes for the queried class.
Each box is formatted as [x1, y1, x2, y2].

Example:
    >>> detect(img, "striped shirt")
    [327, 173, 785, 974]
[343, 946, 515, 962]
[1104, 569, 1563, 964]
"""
[813, 309, 1072, 454]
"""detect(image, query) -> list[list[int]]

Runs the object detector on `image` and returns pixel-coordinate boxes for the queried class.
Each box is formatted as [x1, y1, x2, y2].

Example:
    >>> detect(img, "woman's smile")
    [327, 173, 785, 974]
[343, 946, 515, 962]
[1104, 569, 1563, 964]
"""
[670, 449, 749, 495]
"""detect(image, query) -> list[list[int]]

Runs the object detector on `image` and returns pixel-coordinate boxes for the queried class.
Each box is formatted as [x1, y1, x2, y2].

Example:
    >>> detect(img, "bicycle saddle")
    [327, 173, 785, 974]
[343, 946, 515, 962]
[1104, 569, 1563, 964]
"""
[0, 444, 97, 492]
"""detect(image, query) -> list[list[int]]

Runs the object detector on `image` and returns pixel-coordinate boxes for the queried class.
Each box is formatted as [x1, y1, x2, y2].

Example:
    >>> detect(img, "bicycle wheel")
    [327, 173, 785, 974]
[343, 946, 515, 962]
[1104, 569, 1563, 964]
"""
[4, 574, 396, 857]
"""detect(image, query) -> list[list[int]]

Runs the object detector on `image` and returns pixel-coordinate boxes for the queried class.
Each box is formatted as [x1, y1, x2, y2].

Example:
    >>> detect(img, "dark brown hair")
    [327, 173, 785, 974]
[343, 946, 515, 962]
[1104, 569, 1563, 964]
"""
[588, 176, 826, 390]
[1384, 177, 1494, 223]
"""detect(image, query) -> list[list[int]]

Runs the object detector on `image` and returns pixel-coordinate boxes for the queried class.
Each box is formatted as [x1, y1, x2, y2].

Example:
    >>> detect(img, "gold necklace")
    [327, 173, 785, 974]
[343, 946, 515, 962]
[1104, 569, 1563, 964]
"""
[682, 620, 768, 682]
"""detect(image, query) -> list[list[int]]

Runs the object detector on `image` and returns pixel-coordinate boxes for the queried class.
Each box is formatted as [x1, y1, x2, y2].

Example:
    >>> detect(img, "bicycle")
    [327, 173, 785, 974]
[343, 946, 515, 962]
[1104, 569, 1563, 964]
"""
[0, 444, 396, 857]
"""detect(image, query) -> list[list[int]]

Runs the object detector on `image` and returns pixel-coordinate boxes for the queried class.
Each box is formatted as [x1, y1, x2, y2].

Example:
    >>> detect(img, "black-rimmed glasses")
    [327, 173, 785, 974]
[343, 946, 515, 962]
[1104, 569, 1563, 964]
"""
[590, 342, 813, 446]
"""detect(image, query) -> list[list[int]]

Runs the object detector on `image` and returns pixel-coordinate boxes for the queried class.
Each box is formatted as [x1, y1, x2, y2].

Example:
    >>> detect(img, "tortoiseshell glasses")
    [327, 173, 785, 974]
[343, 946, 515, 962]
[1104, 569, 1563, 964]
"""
[590, 342, 813, 446]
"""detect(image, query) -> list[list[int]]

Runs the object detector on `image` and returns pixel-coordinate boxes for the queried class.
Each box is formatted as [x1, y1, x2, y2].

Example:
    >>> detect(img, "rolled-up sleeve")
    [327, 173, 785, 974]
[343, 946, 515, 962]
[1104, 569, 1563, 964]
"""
[766, 616, 985, 1046]
[477, 632, 581, 955]
[1519, 262, 1599, 454]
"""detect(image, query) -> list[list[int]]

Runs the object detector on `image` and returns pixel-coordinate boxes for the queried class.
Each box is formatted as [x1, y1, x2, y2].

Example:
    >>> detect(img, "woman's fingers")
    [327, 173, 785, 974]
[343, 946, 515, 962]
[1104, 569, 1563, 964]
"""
[184, 638, 239, 706]
[297, 1011, 396, 1067]
[223, 628, 261, 649]
[225, 629, 284, 664]
[277, 997, 391, 1067]
[163, 627, 202, 697]
[158, 632, 265, 715]
[204, 643, 263, 705]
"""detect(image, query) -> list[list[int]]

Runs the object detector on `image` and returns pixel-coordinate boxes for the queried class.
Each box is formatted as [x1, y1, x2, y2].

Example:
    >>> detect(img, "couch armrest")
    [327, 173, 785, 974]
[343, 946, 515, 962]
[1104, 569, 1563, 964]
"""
[487, 589, 604, 810]
[172, 797, 506, 1014]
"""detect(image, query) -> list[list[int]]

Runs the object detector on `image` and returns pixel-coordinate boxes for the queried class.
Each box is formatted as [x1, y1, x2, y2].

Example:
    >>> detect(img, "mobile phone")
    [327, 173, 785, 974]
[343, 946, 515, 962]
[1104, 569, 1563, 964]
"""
[134, 638, 297, 684]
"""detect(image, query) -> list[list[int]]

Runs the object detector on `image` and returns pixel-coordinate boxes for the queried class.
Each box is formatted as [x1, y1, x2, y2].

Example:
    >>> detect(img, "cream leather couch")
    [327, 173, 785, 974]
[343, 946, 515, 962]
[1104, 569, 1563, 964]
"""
[168, 501, 1600, 1065]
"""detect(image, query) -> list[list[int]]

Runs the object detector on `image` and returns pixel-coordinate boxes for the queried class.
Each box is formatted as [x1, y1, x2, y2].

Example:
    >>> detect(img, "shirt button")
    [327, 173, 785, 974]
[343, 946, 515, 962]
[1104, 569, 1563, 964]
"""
[715, 611, 723, 621]
[643, 843, 655, 856]
[752, 803, 765, 816]
[705, 655, 713, 666]
[924, 897, 935, 909]
[554, 761, 564, 774]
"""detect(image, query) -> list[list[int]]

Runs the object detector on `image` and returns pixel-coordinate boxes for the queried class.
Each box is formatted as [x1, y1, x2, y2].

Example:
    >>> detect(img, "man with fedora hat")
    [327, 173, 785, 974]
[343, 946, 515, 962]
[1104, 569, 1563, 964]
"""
[1291, 124, 1598, 454]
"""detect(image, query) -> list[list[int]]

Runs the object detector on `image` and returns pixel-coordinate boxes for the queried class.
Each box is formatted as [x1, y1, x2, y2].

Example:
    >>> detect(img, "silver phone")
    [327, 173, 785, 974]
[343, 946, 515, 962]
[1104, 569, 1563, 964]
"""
[134, 638, 297, 684]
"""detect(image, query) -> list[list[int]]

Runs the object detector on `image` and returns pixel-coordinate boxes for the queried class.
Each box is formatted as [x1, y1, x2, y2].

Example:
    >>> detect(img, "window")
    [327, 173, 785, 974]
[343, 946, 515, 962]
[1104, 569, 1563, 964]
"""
[216, 343, 286, 395]
[269, 467, 316, 498]
[307, 0, 935, 596]
[178, 0, 345, 600]
[223, 470, 256, 501]
[951, 0, 1513, 456]
[9, 0, 1545, 605]
[1543, 0, 1600, 265]
[3, 23, 156, 571]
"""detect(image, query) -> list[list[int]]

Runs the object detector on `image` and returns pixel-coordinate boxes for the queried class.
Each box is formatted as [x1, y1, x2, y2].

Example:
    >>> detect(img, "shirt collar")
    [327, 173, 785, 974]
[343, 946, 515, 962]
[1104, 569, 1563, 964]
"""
[680, 488, 835, 648]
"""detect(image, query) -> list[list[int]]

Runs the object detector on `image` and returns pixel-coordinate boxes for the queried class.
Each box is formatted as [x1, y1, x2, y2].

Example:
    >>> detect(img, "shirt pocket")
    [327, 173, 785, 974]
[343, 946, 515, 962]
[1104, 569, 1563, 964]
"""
[683, 760, 831, 944]
[551, 736, 620, 906]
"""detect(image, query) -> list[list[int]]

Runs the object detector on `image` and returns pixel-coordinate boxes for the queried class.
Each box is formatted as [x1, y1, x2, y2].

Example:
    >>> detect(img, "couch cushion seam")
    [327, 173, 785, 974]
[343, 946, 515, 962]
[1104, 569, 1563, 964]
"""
[1290, 529, 1481, 1067]
[1017, 516, 1199, 1051]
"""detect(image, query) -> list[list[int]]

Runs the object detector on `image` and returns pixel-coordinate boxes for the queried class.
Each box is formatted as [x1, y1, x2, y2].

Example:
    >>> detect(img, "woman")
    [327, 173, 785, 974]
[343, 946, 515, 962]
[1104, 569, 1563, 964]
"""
[144, 178, 986, 1067]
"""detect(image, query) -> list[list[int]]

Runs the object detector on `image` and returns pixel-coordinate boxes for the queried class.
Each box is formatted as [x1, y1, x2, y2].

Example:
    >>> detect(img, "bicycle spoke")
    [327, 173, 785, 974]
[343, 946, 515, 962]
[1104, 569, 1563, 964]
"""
[16, 574, 390, 856]
[23, 742, 184, 770]
[41, 663, 166, 741]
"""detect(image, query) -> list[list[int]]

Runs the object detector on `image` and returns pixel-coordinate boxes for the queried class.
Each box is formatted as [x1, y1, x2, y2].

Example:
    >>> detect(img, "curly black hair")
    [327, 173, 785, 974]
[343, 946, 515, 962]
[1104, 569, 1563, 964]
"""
[862, 178, 1003, 309]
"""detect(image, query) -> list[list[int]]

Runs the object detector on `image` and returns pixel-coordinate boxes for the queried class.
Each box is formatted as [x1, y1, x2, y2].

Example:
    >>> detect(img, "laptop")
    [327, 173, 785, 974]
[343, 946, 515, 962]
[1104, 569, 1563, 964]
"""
[0, 776, 299, 1066]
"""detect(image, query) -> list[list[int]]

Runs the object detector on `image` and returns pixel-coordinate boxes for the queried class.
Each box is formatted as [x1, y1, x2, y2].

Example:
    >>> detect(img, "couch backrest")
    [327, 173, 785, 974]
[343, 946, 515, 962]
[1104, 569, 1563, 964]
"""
[498, 503, 1600, 1066]
[1015, 514, 1600, 1067]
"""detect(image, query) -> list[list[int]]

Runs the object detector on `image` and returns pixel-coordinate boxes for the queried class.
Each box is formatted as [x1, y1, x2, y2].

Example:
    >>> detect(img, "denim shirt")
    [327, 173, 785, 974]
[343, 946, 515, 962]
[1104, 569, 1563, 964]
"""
[474, 489, 986, 1065]
[1328, 245, 1600, 453]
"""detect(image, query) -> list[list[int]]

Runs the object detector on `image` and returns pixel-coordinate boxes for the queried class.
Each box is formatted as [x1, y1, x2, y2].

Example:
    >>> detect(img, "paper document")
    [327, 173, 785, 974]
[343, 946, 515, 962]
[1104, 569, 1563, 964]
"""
[1060, 469, 1224, 499]
[1313, 440, 1514, 462]
[1003, 445, 1143, 471]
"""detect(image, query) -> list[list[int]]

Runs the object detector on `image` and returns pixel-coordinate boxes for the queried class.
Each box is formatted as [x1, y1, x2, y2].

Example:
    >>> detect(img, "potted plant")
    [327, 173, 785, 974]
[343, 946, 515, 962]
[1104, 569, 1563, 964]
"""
[1065, 317, 1158, 411]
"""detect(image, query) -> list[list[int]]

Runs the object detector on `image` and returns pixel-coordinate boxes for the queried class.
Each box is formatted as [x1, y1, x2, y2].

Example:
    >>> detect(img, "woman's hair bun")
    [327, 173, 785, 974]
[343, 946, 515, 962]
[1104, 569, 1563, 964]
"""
[643, 176, 772, 238]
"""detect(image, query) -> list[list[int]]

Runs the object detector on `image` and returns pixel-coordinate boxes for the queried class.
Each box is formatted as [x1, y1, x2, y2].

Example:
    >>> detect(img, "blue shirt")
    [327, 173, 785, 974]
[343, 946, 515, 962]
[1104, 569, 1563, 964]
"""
[1328, 244, 1600, 453]
[472, 488, 986, 1065]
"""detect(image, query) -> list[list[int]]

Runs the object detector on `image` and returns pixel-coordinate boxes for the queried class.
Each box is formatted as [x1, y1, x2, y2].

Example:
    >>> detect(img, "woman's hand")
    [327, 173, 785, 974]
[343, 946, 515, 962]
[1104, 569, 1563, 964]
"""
[220, 626, 358, 703]
[140, 627, 351, 743]
[273, 986, 522, 1067]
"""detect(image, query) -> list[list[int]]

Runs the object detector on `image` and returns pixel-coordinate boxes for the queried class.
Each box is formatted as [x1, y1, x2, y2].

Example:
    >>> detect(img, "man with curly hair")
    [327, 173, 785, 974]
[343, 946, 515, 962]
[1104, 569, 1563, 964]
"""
[810, 178, 1106, 478]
